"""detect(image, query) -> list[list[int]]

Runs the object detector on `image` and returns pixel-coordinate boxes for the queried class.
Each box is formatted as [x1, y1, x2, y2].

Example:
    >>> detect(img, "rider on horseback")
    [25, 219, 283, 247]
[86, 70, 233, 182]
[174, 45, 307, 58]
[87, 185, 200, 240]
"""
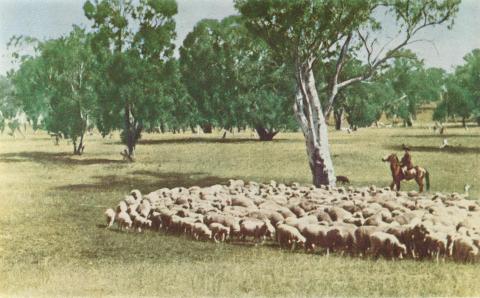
[400, 144, 414, 176]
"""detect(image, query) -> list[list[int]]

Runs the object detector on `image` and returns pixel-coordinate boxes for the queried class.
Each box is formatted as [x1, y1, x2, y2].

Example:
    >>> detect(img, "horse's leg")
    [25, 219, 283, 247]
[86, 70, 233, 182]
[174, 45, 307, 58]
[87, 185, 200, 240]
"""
[416, 173, 424, 192]
[396, 180, 401, 191]
[390, 181, 395, 190]
[418, 178, 424, 192]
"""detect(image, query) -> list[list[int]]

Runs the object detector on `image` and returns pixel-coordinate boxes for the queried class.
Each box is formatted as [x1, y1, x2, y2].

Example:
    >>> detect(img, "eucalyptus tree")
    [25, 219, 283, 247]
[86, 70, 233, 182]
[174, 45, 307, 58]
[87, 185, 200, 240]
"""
[9, 27, 97, 153]
[235, 0, 460, 186]
[84, 0, 178, 159]
[382, 54, 445, 126]
[180, 16, 297, 140]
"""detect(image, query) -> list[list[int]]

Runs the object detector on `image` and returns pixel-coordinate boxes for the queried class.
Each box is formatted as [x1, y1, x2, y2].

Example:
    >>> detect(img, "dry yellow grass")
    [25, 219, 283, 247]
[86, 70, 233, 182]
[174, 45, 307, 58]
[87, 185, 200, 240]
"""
[0, 125, 479, 296]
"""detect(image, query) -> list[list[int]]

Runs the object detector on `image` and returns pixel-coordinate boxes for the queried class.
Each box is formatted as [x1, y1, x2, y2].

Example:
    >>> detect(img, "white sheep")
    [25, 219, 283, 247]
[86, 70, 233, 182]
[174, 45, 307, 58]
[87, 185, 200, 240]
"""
[239, 218, 275, 243]
[105, 208, 116, 228]
[209, 222, 230, 242]
[116, 211, 133, 230]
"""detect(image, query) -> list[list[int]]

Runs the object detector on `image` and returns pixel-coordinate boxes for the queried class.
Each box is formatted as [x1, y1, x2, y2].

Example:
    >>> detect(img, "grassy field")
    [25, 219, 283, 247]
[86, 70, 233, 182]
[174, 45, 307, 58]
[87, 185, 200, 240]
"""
[1, 124, 479, 296]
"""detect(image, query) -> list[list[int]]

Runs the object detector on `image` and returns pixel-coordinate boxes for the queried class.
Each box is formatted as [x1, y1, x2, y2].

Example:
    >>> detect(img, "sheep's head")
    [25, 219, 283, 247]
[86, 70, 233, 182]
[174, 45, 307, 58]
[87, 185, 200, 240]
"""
[264, 220, 276, 238]
[395, 243, 407, 259]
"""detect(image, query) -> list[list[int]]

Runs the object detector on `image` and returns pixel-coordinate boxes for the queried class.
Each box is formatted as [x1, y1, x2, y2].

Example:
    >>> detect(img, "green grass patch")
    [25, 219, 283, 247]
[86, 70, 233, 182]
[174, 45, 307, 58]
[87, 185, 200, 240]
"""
[1, 126, 479, 296]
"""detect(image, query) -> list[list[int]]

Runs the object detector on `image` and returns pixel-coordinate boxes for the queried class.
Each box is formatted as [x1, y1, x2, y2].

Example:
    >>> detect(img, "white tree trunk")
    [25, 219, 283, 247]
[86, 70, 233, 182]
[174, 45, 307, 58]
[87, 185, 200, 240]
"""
[294, 61, 336, 187]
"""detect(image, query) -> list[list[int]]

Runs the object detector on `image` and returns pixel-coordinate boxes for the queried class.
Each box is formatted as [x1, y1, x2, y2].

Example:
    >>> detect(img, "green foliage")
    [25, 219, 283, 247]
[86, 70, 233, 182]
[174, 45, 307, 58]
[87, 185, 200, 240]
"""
[0, 76, 19, 133]
[180, 16, 297, 137]
[434, 49, 480, 125]
[342, 81, 394, 128]
[235, 0, 373, 63]
[84, 0, 178, 154]
[10, 27, 97, 151]
[9, 55, 49, 131]
[382, 53, 445, 124]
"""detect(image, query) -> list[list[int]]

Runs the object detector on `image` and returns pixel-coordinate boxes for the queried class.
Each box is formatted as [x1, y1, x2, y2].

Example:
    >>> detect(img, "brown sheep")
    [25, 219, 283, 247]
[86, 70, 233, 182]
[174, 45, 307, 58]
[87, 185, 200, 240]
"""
[276, 224, 306, 250]
[370, 231, 407, 259]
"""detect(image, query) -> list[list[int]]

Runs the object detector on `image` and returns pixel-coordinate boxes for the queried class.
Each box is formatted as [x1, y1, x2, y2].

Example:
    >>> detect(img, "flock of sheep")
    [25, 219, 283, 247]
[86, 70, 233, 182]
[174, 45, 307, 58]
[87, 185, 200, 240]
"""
[104, 180, 480, 263]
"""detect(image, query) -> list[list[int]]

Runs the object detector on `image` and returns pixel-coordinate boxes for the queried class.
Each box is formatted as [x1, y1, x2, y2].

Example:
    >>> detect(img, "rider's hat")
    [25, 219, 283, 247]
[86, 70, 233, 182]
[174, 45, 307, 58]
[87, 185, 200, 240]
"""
[402, 144, 411, 151]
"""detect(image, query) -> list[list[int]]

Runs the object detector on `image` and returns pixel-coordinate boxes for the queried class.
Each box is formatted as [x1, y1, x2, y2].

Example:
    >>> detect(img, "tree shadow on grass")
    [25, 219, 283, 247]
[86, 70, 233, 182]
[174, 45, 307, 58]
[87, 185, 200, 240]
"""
[390, 133, 480, 139]
[115, 137, 301, 146]
[383, 144, 480, 154]
[54, 170, 229, 194]
[0, 151, 123, 165]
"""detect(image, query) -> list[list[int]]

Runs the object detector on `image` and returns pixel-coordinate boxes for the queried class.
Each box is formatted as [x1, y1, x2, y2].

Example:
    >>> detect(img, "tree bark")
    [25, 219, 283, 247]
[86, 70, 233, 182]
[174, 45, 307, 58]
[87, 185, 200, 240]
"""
[190, 125, 197, 134]
[334, 109, 343, 130]
[202, 123, 213, 134]
[255, 126, 278, 141]
[294, 61, 336, 187]
[73, 134, 85, 155]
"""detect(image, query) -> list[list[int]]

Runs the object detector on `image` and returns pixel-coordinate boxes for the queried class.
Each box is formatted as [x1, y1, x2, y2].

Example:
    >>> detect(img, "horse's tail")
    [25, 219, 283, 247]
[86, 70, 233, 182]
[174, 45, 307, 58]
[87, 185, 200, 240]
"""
[425, 170, 430, 191]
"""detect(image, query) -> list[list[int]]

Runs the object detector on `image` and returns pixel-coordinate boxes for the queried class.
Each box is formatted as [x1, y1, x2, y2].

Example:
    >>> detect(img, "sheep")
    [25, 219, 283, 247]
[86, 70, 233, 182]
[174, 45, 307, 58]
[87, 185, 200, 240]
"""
[325, 206, 353, 222]
[130, 189, 142, 202]
[369, 231, 407, 259]
[133, 216, 152, 232]
[105, 208, 116, 228]
[116, 211, 133, 230]
[116, 201, 128, 213]
[192, 222, 212, 240]
[451, 235, 479, 262]
[209, 222, 230, 242]
[284, 215, 318, 232]
[354, 226, 381, 256]
[425, 232, 448, 261]
[138, 199, 152, 218]
[301, 224, 331, 253]
[288, 204, 306, 217]
[276, 224, 306, 250]
[105, 181, 480, 263]
[325, 224, 357, 254]
[123, 195, 137, 206]
[231, 195, 256, 208]
[150, 211, 162, 231]
[308, 209, 333, 224]
[239, 218, 275, 243]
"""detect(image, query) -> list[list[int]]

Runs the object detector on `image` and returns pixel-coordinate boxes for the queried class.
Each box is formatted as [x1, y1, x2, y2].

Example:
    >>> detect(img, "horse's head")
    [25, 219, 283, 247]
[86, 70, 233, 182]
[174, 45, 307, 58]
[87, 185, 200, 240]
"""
[382, 153, 399, 164]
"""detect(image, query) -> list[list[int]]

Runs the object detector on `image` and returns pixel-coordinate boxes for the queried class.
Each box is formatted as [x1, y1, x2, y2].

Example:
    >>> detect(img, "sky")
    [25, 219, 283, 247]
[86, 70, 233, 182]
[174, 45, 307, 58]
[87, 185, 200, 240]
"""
[0, 0, 479, 75]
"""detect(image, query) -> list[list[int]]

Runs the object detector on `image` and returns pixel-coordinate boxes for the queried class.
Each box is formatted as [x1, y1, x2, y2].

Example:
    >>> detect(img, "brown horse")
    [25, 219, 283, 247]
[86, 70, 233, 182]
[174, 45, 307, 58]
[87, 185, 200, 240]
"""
[382, 153, 430, 192]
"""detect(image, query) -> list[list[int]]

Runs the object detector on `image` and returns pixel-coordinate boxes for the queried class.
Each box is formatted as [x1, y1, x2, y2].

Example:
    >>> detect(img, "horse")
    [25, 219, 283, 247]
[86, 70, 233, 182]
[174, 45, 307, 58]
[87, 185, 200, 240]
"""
[382, 153, 430, 192]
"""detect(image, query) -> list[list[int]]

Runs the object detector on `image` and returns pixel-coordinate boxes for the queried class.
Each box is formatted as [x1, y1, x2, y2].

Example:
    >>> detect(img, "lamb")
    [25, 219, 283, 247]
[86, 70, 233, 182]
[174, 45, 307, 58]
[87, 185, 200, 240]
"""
[209, 222, 230, 242]
[276, 224, 306, 250]
[105, 208, 116, 228]
[369, 231, 407, 259]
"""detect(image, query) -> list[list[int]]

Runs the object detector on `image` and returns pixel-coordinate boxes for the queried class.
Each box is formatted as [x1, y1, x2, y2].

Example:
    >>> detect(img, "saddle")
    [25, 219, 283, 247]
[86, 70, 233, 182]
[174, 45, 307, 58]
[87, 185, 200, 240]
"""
[404, 167, 417, 178]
